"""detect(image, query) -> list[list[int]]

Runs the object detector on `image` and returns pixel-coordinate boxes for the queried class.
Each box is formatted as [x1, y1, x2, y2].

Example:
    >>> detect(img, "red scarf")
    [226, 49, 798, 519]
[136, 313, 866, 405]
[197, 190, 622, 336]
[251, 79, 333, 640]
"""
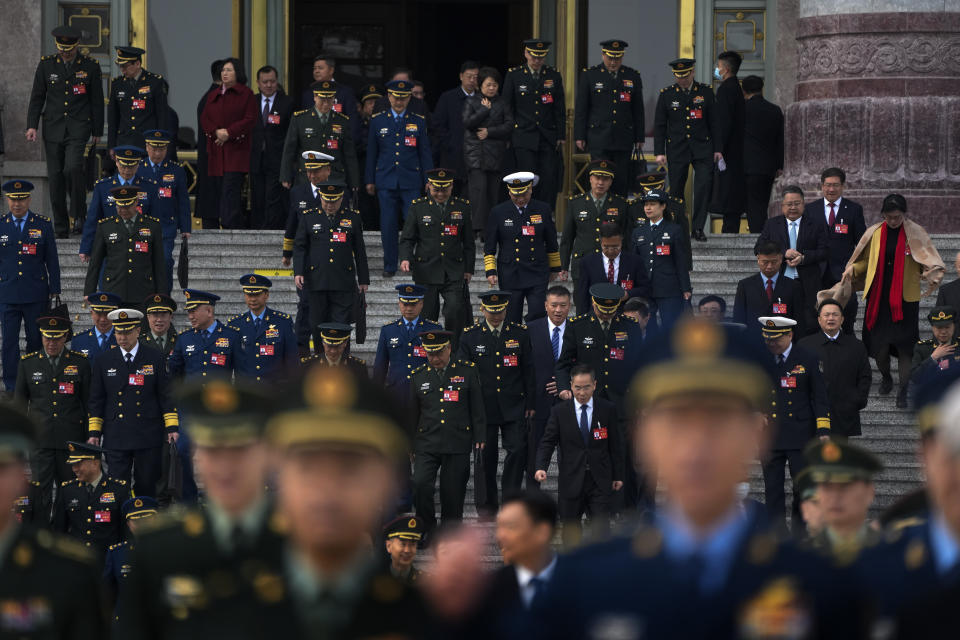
[864, 222, 906, 330]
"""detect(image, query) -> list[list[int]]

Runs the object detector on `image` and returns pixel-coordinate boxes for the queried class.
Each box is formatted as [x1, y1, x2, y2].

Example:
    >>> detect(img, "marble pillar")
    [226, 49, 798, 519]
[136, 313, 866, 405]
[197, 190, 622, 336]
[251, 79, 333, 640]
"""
[780, 1, 960, 230]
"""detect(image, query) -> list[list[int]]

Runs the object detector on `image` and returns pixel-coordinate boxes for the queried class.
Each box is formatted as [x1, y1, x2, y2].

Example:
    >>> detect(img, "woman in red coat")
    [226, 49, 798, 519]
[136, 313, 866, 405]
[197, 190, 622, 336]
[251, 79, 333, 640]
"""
[200, 57, 256, 229]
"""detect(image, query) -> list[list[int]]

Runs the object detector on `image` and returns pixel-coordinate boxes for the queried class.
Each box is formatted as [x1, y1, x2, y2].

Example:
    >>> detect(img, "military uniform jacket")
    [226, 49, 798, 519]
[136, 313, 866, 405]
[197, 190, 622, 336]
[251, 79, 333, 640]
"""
[14, 349, 91, 449]
[104, 539, 134, 622]
[108, 69, 170, 148]
[559, 193, 630, 271]
[771, 344, 831, 450]
[88, 344, 177, 449]
[71, 328, 117, 365]
[140, 325, 179, 357]
[80, 175, 157, 255]
[15, 481, 44, 526]
[0, 525, 105, 639]
[653, 81, 719, 162]
[627, 195, 692, 272]
[910, 338, 960, 380]
[300, 353, 369, 378]
[364, 109, 433, 189]
[53, 476, 130, 553]
[227, 308, 298, 382]
[373, 317, 443, 392]
[483, 199, 561, 289]
[573, 64, 644, 150]
[136, 161, 191, 235]
[0, 211, 60, 304]
[555, 312, 642, 406]
[27, 52, 104, 142]
[631, 218, 692, 297]
[83, 214, 168, 302]
[168, 321, 244, 380]
[456, 321, 535, 423]
[502, 63, 566, 149]
[399, 196, 475, 284]
[279, 108, 359, 186]
[409, 360, 486, 454]
[282, 182, 323, 258]
[294, 206, 370, 291]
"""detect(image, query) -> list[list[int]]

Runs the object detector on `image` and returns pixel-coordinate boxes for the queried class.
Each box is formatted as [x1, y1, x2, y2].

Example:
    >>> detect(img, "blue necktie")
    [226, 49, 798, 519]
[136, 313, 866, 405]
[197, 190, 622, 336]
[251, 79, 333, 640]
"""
[785, 221, 799, 278]
[528, 577, 545, 608]
[253, 317, 261, 333]
[579, 405, 590, 444]
[16, 219, 24, 237]
[99, 334, 107, 349]
[551, 326, 560, 361]
[406, 321, 414, 341]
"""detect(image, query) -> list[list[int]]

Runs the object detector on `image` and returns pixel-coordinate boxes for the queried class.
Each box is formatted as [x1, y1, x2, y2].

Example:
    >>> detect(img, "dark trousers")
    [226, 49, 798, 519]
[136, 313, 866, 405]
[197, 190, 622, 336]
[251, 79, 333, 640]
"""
[413, 451, 470, 532]
[423, 280, 467, 341]
[161, 232, 176, 295]
[526, 413, 550, 487]
[294, 287, 312, 349]
[478, 420, 527, 511]
[560, 470, 612, 546]
[506, 283, 547, 325]
[669, 156, 714, 234]
[210, 172, 247, 229]
[31, 447, 71, 523]
[745, 174, 776, 233]
[467, 169, 501, 236]
[650, 295, 686, 330]
[593, 149, 630, 196]
[377, 188, 419, 273]
[515, 141, 560, 211]
[104, 445, 163, 497]
[1, 301, 44, 390]
[307, 289, 354, 349]
[175, 427, 198, 503]
[44, 134, 88, 234]
[762, 448, 807, 531]
[250, 168, 288, 230]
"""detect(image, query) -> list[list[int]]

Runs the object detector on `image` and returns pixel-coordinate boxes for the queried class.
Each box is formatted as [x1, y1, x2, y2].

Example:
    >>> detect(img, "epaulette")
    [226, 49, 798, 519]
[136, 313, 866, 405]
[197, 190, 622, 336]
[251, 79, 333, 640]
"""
[30, 480, 41, 488]
[36, 530, 95, 564]
[71, 350, 88, 358]
[109, 477, 127, 485]
[108, 542, 124, 551]
[294, 109, 309, 116]
[461, 360, 476, 367]
[413, 197, 426, 203]
[411, 363, 428, 375]
[582, 67, 588, 72]
[144, 215, 160, 223]
[337, 112, 351, 121]
[348, 355, 365, 364]
[95, 175, 111, 185]
[660, 87, 667, 93]
[621, 314, 639, 323]
[21, 351, 39, 360]
[372, 111, 386, 118]
[273, 311, 291, 320]
[917, 338, 934, 345]
[571, 313, 588, 322]
[61, 478, 79, 487]
[98, 217, 113, 224]
[508, 66, 518, 72]
[463, 323, 481, 333]
[299, 355, 317, 364]
[411, 112, 425, 119]
[140, 176, 158, 185]
[889, 516, 926, 531]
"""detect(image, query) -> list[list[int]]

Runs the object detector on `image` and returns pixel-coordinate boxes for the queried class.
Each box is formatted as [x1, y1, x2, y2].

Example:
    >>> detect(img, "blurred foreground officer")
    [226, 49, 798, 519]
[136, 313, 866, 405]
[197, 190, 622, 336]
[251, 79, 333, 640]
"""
[537, 317, 868, 639]
[374, 284, 443, 408]
[104, 496, 158, 628]
[71, 292, 121, 362]
[121, 380, 285, 639]
[410, 331, 486, 536]
[53, 441, 131, 557]
[458, 290, 535, 516]
[228, 274, 297, 383]
[140, 293, 178, 356]
[107, 47, 169, 149]
[26, 25, 103, 237]
[0, 404, 106, 637]
[301, 323, 368, 377]
[484, 172, 561, 324]
[632, 188, 691, 327]
[15, 315, 91, 514]
[794, 468, 825, 539]
[383, 515, 425, 584]
[265, 367, 428, 637]
[803, 439, 882, 561]
[400, 168, 475, 338]
[1, 179, 61, 390]
[88, 308, 178, 494]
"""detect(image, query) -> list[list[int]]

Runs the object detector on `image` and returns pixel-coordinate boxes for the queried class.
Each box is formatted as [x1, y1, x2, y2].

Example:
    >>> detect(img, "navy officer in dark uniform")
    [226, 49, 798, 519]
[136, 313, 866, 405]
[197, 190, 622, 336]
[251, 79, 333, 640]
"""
[536, 316, 868, 639]
[484, 171, 562, 324]
[632, 188, 691, 327]
[628, 171, 693, 272]
[104, 496, 158, 629]
[0, 179, 61, 390]
[71, 291, 122, 363]
[107, 46, 169, 150]
[227, 273, 297, 383]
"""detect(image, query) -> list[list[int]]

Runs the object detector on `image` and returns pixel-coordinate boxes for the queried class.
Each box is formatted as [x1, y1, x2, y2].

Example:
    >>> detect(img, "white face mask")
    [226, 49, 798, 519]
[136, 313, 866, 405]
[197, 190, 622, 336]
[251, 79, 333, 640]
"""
[713, 67, 723, 80]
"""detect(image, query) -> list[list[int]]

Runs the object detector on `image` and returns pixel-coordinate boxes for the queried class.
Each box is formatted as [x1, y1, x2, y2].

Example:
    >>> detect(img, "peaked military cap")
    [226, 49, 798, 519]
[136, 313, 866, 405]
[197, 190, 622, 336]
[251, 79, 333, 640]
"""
[145, 293, 176, 314]
[396, 283, 426, 302]
[301, 150, 334, 170]
[804, 439, 883, 484]
[2, 180, 34, 199]
[523, 39, 551, 57]
[360, 84, 383, 102]
[636, 171, 667, 191]
[419, 331, 453, 352]
[52, 26, 81, 50]
[240, 273, 272, 293]
[426, 168, 455, 187]
[109, 186, 142, 207]
[384, 514, 425, 541]
[479, 290, 510, 313]
[123, 496, 158, 520]
[669, 58, 696, 77]
[386, 80, 413, 97]
[600, 39, 628, 57]
[641, 188, 668, 203]
[310, 80, 338, 98]
[318, 323, 352, 345]
[928, 306, 956, 326]
[108, 308, 143, 331]
[183, 289, 220, 309]
[37, 315, 71, 339]
[65, 441, 104, 464]
[143, 129, 172, 146]
[759, 316, 797, 338]
[177, 378, 272, 447]
[115, 46, 145, 64]
[317, 181, 346, 201]
[502, 171, 539, 194]
[88, 291, 123, 312]
[590, 283, 625, 314]
[588, 159, 616, 178]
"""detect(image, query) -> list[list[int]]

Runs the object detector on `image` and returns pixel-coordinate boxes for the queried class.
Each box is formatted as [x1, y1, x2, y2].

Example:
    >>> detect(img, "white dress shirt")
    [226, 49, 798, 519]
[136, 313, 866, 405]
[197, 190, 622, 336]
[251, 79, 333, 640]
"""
[261, 94, 274, 113]
[548, 318, 566, 346]
[823, 196, 842, 225]
[575, 397, 594, 427]
[515, 555, 558, 608]
[602, 254, 620, 283]
[120, 342, 140, 362]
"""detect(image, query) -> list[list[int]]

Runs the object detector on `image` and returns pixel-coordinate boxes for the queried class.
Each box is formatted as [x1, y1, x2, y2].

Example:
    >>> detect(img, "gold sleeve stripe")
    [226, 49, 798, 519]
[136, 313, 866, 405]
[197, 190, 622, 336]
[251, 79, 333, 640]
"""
[547, 252, 561, 268]
[483, 255, 497, 270]
[816, 417, 831, 430]
[163, 413, 180, 427]
[282, 238, 294, 251]
[88, 417, 103, 432]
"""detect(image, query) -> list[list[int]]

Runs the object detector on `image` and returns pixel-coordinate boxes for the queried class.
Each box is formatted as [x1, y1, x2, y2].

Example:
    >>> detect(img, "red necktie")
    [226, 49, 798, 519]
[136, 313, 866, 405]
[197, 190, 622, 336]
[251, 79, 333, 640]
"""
[828, 202, 836, 227]
[765, 278, 774, 302]
[607, 258, 615, 284]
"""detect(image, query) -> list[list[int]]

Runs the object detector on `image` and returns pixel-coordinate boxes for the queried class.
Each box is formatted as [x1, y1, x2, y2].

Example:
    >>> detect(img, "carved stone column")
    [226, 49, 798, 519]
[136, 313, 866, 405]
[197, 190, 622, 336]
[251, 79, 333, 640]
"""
[781, 7, 960, 230]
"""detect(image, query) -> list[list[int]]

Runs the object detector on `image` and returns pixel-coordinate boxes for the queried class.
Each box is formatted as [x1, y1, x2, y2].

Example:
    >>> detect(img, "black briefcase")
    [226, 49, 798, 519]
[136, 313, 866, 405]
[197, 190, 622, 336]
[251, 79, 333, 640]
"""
[157, 441, 183, 507]
[176, 237, 189, 289]
[473, 448, 487, 509]
[353, 289, 367, 344]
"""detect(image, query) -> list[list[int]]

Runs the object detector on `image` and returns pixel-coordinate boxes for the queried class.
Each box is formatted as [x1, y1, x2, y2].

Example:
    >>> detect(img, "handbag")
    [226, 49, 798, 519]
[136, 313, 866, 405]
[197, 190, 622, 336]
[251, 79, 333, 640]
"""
[157, 440, 183, 506]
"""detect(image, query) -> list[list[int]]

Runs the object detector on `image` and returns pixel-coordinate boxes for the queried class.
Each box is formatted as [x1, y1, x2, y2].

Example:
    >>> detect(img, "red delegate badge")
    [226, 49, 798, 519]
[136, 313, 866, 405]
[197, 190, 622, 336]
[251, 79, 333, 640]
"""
[72, 84, 86, 95]
[443, 389, 459, 402]
[609, 347, 624, 360]
[541, 93, 553, 104]
[20, 244, 37, 255]
[503, 355, 518, 367]
[443, 225, 458, 236]
[656, 245, 671, 256]
[834, 224, 848, 234]
[326, 139, 339, 150]
[772, 303, 787, 314]
[94, 510, 112, 523]
[132, 99, 146, 110]
[780, 377, 797, 389]
[58, 382, 74, 395]
[158, 187, 172, 198]
[619, 91, 631, 102]
[593, 427, 608, 440]
[135, 241, 149, 253]
[622, 279, 633, 291]
[259, 345, 275, 356]
[689, 108, 703, 119]
[210, 353, 227, 366]
[413, 345, 427, 358]
[404, 136, 417, 147]
[332, 103, 343, 113]
[267, 114, 281, 124]
[331, 232, 347, 243]
[522, 225, 536, 236]
[128, 374, 145, 386]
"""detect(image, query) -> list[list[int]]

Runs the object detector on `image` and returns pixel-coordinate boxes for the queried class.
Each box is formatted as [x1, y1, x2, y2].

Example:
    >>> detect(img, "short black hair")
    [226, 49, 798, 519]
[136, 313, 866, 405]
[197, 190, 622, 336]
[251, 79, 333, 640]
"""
[546, 285, 571, 299]
[781, 185, 804, 200]
[413, 80, 424, 89]
[478, 66, 501, 88]
[698, 294, 727, 313]
[460, 60, 480, 74]
[569, 363, 596, 381]
[741, 75, 763, 94]
[210, 59, 225, 81]
[754, 240, 784, 256]
[821, 167, 846, 184]
[501, 489, 558, 529]
[313, 53, 336, 68]
[817, 298, 845, 316]
[256, 65, 278, 80]
[882, 193, 908, 214]
[390, 67, 414, 81]
[220, 57, 248, 86]
[599, 221, 623, 239]
[623, 298, 650, 316]
[718, 50, 743, 75]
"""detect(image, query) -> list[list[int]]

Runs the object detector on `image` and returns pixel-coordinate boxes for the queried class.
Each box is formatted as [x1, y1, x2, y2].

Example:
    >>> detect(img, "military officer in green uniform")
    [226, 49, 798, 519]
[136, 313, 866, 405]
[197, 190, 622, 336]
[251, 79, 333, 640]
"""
[560, 159, 631, 305]
[399, 168, 475, 340]
[26, 26, 104, 237]
[628, 171, 693, 272]
[653, 58, 719, 242]
[911, 306, 960, 382]
[14, 314, 91, 518]
[83, 186, 167, 309]
[573, 40, 644, 196]
[503, 38, 566, 208]
[140, 293, 179, 356]
[0, 403, 106, 638]
[107, 46, 170, 150]
[802, 438, 883, 563]
[410, 331, 486, 535]
[382, 515, 426, 585]
[300, 322, 368, 378]
[280, 81, 359, 190]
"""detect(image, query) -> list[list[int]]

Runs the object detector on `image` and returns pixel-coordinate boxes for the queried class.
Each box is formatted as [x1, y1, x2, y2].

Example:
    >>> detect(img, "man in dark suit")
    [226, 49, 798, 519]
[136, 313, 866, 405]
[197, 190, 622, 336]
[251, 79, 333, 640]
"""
[797, 299, 871, 438]
[733, 240, 805, 332]
[757, 185, 828, 334]
[759, 316, 831, 531]
[577, 222, 650, 313]
[936, 251, 960, 332]
[251, 65, 294, 230]
[804, 167, 866, 334]
[525, 285, 572, 487]
[431, 61, 479, 185]
[536, 363, 623, 544]
[742, 75, 784, 233]
[711, 51, 746, 233]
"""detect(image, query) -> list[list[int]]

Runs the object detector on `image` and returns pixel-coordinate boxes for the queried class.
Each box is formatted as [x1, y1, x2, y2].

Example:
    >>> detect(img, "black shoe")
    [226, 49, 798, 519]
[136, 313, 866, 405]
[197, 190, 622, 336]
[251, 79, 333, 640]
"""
[896, 387, 909, 409]
[382, 270, 395, 278]
[879, 376, 893, 395]
[692, 229, 707, 242]
[55, 231, 69, 239]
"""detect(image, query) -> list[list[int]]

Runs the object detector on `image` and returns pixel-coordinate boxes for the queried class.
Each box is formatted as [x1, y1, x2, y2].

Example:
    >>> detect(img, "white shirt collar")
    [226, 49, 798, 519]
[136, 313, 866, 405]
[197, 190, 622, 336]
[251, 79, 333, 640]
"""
[779, 343, 793, 362]
[824, 331, 841, 341]
[121, 342, 140, 360]
[824, 196, 842, 208]
[576, 397, 594, 412]
[515, 554, 558, 606]
[603, 253, 620, 268]
[548, 318, 566, 331]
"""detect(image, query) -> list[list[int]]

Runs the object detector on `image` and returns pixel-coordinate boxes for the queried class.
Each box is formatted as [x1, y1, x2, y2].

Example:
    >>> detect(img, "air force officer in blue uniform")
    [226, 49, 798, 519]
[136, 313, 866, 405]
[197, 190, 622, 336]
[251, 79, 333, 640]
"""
[226, 274, 297, 383]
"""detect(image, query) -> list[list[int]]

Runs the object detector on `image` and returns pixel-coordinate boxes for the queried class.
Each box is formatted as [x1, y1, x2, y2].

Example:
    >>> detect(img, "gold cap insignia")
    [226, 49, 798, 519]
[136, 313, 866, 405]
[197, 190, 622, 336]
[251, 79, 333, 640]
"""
[14, 182, 21, 189]
[600, 161, 607, 168]
[822, 442, 841, 463]
[100, 294, 108, 302]
[613, 41, 620, 47]
[490, 295, 498, 302]
[674, 318, 725, 359]
[408, 518, 417, 528]
[766, 320, 775, 327]
[323, 82, 330, 88]
[154, 295, 162, 302]
[68, 443, 75, 451]
[405, 286, 413, 293]
[134, 498, 143, 508]
[50, 318, 57, 326]
[185, 291, 191, 299]
[125, 150, 134, 157]
[249, 276, 257, 283]
[438, 170, 446, 177]
[426, 333, 435, 340]
[118, 311, 128, 319]
[203, 381, 239, 414]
